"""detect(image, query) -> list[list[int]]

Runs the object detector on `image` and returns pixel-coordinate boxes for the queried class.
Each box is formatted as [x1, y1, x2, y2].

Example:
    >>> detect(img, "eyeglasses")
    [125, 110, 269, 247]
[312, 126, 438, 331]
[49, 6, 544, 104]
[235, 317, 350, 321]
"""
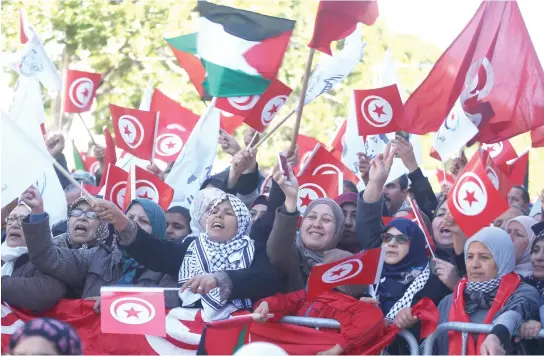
[5, 215, 26, 225]
[70, 209, 98, 219]
[381, 233, 410, 245]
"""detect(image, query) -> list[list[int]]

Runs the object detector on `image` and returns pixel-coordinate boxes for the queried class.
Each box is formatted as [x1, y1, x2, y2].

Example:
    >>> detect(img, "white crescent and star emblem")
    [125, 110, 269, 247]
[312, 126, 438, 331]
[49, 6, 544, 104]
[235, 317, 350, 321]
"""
[312, 164, 341, 176]
[482, 143, 503, 159]
[69, 77, 94, 109]
[463, 57, 494, 101]
[361, 95, 393, 128]
[110, 297, 155, 325]
[135, 180, 159, 202]
[297, 183, 327, 214]
[322, 259, 363, 283]
[261, 95, 288, 127]
[155, 133, 183, 157]
[228, 95, 260, 111]
[453, 172, 488, 217]
[485, 166, 500, 190]
[118, 115, 144, 149]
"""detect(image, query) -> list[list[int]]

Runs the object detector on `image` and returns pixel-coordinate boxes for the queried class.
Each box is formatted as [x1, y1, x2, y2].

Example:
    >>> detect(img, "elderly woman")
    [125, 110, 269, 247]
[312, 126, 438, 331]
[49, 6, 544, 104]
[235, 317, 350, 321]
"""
[1, 199, 66, 312]
[505, 216, 538, 277]
[53, 197, 110, 249]
[431, 227, 540, 355]
[266, 166, 344, 292]
[91, 192, 281, 320]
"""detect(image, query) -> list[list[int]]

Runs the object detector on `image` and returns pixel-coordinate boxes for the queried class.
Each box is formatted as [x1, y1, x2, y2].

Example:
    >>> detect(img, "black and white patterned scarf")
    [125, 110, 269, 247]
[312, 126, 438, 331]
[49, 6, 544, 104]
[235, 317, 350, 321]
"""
[178, 194, 255, 321]
[464, 278, 501, 314]
[525, 275, 544, 295]
[385, 264, 431, 319]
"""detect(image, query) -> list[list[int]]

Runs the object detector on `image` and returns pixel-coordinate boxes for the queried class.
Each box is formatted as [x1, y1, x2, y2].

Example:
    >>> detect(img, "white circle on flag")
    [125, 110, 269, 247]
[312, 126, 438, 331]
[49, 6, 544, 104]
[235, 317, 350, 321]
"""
[322, 259, 363, 283]
[482, 143, 503, 159]
[89, 161, 100, 175]
[228, 95, 260, 111]
[118, 115, 144, 149]
[298, 183, 327, 214]
[110, 297, 156, 325]
[361, 95, 393, 128]
[485, 166, 499, 190]
[312, 164, 341, 176]
[261, 95, 288, 127]
[452, 172, 488, 216]
[155, 133, 183, 157]
[135, 179, 159, 203]
[69, 77, 94, 109]
[110, 181, 127, 209]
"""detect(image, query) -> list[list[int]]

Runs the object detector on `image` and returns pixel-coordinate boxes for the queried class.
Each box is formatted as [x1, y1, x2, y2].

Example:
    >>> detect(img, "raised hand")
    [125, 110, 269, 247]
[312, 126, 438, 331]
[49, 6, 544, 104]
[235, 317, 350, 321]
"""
[357, 152, 371, 185]
[91, 199, 129, 232]
[391, 135, 418, 173]
[21, 186, 44, 214]
[93, 145, 106, 164]
[231, 147, 257, 176]
[147, 163, 165, 181]
[46, 134, 65, 157]
[218, 130, 241, 156]
[243, 127, 260, 148]
[368, 143, 397, 186]
[272, 163, 299, 213]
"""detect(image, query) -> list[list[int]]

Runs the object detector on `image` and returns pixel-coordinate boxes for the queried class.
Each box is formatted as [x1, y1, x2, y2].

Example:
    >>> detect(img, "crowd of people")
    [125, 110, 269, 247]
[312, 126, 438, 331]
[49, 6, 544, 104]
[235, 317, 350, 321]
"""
[2, 129, 544, 355]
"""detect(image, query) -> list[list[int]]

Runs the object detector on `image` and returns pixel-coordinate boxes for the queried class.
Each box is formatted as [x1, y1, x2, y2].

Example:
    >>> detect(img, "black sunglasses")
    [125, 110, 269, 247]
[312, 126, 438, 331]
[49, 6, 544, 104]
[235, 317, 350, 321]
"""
[381, 233, 410, 245]
[71, 209, 98, 219]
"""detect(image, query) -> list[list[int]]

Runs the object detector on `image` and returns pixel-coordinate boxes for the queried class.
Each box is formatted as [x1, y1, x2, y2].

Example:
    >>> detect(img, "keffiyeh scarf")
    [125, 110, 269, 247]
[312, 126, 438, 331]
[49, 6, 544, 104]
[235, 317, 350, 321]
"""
[385, 264, 431, 319]
[178, 194, 255, 321]
[464, 278, 501, 314]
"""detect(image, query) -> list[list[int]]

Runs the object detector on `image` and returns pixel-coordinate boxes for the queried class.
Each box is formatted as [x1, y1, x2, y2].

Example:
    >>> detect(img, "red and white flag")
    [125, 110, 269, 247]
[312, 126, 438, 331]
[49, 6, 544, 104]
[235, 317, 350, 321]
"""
[436, 168, 454, 187]
[295, 135, 323, 175]
[402, 1, 544, 142]
[355, 84, 403, 136]
[243, 79, 292, 132]
[123, 165, 174, 211]
[409, 199, 436, 257]
[219, 111, 244, 135]
[111, 104, 157, 161]
[297, 173, 339, 215]
[216, 95, 261, 117]
[498, 150, 529, 187]
[98, 127, 118, 188]
[63, 69, 102, 113]
[307, 248, 384, 300]
[329, 120, 347, 160]
[19, 9, 34, 44]
[103, 164, 129, 210]
[81, 154, 99, 175]
[481, 139, 517, 165]
[447, 151, 510, 237]
[531, 126, 544, 148]
[150, 89, 199, 162]
[101, 286, 166, 336]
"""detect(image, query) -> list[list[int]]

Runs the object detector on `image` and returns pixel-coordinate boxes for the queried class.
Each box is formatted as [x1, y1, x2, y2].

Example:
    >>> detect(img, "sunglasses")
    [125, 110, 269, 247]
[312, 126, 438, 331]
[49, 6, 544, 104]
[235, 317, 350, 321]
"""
[381, 233, 410, 245]
[71, 209, 98, 219]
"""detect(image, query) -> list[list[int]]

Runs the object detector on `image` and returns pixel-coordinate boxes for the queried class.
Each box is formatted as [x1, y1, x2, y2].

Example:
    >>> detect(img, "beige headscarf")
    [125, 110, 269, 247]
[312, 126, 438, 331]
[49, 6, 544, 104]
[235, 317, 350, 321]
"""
[505, 216, 538, 277]
[189, 188, 226, 236]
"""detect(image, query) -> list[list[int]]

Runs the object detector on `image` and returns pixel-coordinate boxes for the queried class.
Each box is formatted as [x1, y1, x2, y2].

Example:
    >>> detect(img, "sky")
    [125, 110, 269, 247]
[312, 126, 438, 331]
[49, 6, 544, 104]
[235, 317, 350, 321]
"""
[379, 0, 543, 64]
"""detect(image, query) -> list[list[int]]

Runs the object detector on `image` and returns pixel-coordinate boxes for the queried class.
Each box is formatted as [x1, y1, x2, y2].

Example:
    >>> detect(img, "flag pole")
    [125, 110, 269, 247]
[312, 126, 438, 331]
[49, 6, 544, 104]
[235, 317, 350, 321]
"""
[76, 113, 98, 146]
[151, 111, 160, 164]
[408, 198, 436, 259]
[253, 109, 296, 149]
[289, 48, 315, 153]
[441, 161, 447, 185]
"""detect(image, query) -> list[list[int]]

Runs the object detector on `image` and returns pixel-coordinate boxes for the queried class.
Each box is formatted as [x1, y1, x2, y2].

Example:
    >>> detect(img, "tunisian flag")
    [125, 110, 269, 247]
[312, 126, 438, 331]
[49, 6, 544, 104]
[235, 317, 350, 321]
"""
[329, 120, 347, 160]
[243, 79, 292, 133]
[481, 139, 517, 165]
[355, 84, 403, 136]
[308, 0, 379, 55]
[296, 135, 323, 175]
[297, 173, 339, 215]
[64, 70, 102, 113]
[307, 248, 384, 300]
[123, 165, 174, 211]
[98, 127, 118, 188]
[402, 1, 544, 143]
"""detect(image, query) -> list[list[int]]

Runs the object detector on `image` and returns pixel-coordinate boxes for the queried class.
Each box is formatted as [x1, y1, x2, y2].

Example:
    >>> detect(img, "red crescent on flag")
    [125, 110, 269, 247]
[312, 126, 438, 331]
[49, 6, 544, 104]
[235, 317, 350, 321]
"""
[452, 172, 488, 216]
[110, 297, 155, 325]
[321, 259, 363, 283]
[118, 115, 144, 149]
[135, 180, 159, 202]
[155, 133, 183, 157]
[361, 95, 393, 128]
[69, 78, 94, 109]
[228, 95, 260, 111]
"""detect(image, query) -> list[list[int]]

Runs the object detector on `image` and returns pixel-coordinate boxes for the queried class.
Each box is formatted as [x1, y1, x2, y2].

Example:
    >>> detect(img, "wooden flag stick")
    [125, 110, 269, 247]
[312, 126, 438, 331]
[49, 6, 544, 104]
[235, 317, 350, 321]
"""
[289, 48, 316, 153]
[253, 109, 295, 149]
[150, 111, 161, 164]
[76, 113, 98, 146]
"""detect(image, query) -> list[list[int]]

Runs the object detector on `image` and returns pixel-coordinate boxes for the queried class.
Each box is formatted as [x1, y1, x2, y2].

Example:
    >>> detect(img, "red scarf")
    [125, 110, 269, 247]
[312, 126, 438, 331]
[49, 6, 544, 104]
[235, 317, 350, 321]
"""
[448, 272, 520, 355]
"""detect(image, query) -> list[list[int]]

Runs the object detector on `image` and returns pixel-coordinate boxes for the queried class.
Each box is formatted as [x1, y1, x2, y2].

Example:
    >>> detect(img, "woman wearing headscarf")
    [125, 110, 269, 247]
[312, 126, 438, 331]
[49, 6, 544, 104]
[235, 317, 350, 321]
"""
[20, 188, 176, 305]
[505, 216, 538, 277]
[266, 165, 345, 292]
[430, 227, 540, 355]
[53, 197, 110, 249]
[189, 188, 225, 237]
[8, 317, 82, 355]
[87, 193, 281, 320]
[166, 206, 192, 242]
[1, 198, 67, 312]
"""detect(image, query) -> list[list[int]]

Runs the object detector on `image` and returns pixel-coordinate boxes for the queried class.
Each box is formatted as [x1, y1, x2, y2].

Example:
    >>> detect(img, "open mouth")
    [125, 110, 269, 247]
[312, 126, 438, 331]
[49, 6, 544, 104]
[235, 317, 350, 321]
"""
[74, 224, 88, 233]
[308, 231, 324, 237]
[211, 221, 224, 229]
[439, 226, 452, 236]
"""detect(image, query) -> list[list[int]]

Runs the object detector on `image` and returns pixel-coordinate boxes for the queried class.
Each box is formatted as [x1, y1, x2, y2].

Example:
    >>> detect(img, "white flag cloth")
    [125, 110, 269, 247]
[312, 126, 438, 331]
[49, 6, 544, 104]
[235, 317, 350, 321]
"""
[165, 98, 220, 208]
[296, 25, 366, 110]
[432, 99, 479, 161]
[5, 77, 67, 224]
[138, 79, 154, 111]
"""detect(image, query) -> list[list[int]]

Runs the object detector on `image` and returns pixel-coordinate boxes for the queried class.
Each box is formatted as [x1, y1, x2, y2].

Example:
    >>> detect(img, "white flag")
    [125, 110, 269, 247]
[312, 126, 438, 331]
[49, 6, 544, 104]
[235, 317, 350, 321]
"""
[296, 25, 365, 109]
[432, 99, 479, 161]
[165, 98, 220, 208]
[6, 77, 66, 224]
[138, 80, 154, 111]
[19, 9, 35, 44]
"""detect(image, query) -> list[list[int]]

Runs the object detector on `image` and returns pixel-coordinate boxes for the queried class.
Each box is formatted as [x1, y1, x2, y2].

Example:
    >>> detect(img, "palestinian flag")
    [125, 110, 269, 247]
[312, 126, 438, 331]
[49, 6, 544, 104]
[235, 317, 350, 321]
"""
[72, 140, 86, 171]
[197, 315, 252, 355]
[167, 2, 295, 98]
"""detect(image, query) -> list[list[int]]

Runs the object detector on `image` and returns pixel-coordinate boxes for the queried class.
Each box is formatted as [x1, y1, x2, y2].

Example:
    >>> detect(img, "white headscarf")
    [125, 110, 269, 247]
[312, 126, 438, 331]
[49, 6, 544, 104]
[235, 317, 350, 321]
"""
[189, 188, 226, 236]
[505, 216, 538, 277]
[2, 203, 31, 276]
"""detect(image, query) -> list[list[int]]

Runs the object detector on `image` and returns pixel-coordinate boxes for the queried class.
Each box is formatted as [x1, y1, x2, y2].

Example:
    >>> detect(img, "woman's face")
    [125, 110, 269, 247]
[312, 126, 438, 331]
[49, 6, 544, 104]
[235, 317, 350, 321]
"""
[166, 212, 190, 241]
[206, 200, 238, 242]
[126, 204, 152, 235]
[466, 241, 499, 282]
[381, 226, 411, 264]
[300, 204, 337, 251]
[11, 335, 58, 355]
[506, 221, 529, 263]
[5, 205, 30, 248]
[531, 240, 544, 279]
[68, 202, 101, 245]
[433, 203, 452, 246]
[250, 204, 267, 223]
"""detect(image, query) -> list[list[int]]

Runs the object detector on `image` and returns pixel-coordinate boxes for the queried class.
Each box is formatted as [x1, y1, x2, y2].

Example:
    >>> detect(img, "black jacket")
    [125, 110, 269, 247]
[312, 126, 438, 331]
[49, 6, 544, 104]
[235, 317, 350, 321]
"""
[408, 168, 438, 220]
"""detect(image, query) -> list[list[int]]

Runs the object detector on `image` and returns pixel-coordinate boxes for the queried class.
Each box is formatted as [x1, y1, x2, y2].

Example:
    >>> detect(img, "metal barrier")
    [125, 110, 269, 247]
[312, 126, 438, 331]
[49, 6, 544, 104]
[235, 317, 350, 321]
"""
[279, 316, 420, 356]
[422, 322, 544, 355]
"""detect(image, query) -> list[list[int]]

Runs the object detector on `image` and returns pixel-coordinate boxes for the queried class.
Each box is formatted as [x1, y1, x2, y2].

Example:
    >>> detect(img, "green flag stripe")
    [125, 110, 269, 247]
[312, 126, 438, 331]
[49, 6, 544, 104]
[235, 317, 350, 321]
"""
[202, 59, 270, 97]
[72, 141, 85, 171]
[165, 33, 198, 55]
[232, 325, 248, 353]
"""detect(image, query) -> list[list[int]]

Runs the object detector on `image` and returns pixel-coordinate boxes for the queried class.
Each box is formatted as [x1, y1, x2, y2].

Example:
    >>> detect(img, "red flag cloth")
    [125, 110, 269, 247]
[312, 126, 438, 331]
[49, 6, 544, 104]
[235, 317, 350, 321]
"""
[300, 144, 361, 188]
[243, 79, 292, 132]
[497, 150, 529, 187]
[307, 248, 384, 300]
[531, 126, 544, 148]
[127, 165, 174, 211]
[355, 85, 404, 136]
[166, 42, 209, 100]
[151, 89, 199, 162]
[402, 1, 544, 142]
[82, 184, 101, 196]
[216, 95, 261, 117]
[110, 104, 157, 161]
[98, 127, 118, 188]
[19, 9, 32, 44]
[122, 165, 136, 211]
[63, 70, 102, 113]
[100, 287, 166, 337]
[219, 111, 245, 135]
[330, 120, 347, 160]
[429, 146, 442, 161]
[436, 168, 454, 187]
[447, 151, 511, 237]
[103, 164, 128, 210]
[297, 173, 339, 215]
[409, 199, 436, 256]
[308, 0, 379, 55]
[199, 314, 253, 354]
[481, 139, 517, 165]
[81, 154, 99, 175]
[295, 135, 323, 175]
[484, 152, 514, 198]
